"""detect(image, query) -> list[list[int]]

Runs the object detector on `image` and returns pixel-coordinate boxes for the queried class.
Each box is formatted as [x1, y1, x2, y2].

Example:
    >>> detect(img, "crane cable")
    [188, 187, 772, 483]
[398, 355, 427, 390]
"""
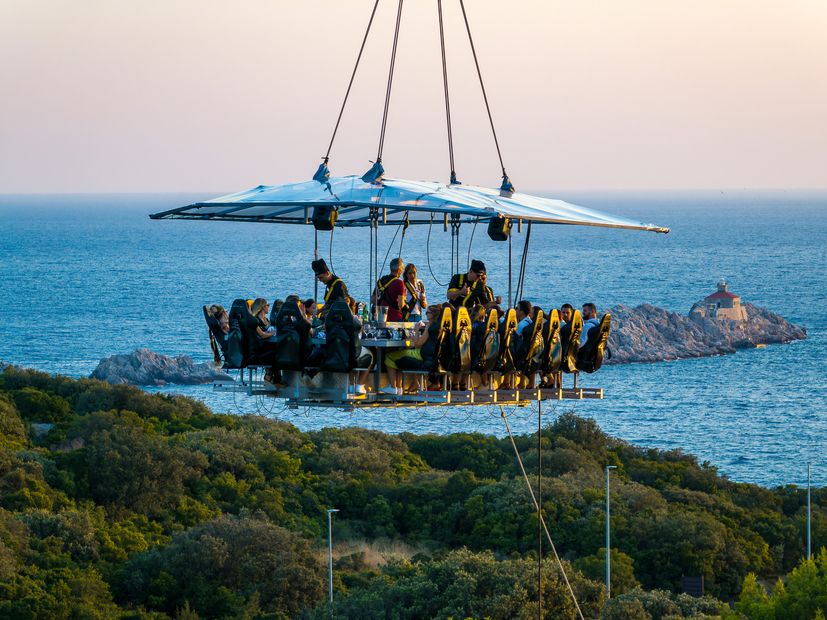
[323, 0, 380, 162]
[513, 222, 532, 306]
[459, 0, 511, 185]
[437, 0, 457, 183]
[466, 218, 478, 270]
[426, 215, 448, 286]
[499, 405, 586, 620]
[376, 0, 405, 162]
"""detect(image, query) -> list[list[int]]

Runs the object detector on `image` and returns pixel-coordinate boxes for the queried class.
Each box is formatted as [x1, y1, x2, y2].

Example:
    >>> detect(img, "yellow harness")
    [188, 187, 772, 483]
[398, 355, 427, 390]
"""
[324, 278, 342, 303]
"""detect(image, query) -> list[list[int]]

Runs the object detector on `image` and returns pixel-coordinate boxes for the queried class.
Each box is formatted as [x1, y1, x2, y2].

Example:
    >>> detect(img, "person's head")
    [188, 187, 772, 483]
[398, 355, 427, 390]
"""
[560, 303, 573, 322]
[582, 303, 597, 320]
[303, 298, 316, 316]
[209, 304, 226, 319]
[516, 300, 532, 320]
[312, 258, 332, 283]
[471, 305, 486, 323]
[347, 297, 358, 314]
[467, 259, 486, 283]
[272, 299, 283, 315]
[390, 257, 404, 277]
[251, 298, 269, 317]
[403, 263, 418, 283]
[285, 294, 301, 306]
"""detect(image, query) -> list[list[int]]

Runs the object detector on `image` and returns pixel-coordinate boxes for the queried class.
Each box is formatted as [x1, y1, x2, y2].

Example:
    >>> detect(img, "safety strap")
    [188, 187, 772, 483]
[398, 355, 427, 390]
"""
[375, 275, 397, 307]
[324, 278, 342, 303]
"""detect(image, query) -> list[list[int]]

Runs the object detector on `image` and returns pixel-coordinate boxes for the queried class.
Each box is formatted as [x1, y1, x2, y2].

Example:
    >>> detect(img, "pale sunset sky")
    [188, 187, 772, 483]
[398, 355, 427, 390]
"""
[1, 0, 825, 193]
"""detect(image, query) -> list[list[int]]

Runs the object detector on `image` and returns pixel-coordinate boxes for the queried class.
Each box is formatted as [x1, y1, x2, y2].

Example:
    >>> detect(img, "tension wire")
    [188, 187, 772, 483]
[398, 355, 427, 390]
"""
[377, 0, 405, 162]
[323, 0, 380, 162]
[458, 0, 513, 189]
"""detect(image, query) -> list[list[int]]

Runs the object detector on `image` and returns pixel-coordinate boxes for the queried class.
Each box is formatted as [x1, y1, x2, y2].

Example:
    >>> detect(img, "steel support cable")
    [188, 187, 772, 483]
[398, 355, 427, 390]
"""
[458, 0, 510, 180]
[514, 222, 532, 306]
[377, 0, 405, 161]
[499, 406, 586, 620]
[437, 0, 456, 181]
[426, 215, 448, 286]
[466, 218, 478, 270]
[368, 216, 374, 309]
[324, 0, 381, 162]
[508, 235, 513, 310]
[379, 221, 404, 279]
[329, 227, 336, 275]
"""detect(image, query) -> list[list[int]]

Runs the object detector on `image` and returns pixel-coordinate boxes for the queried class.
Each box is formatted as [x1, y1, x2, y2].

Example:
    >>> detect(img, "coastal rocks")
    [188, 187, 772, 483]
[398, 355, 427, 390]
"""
[606, 303, 806, 364]
[90, 348, 231, 386]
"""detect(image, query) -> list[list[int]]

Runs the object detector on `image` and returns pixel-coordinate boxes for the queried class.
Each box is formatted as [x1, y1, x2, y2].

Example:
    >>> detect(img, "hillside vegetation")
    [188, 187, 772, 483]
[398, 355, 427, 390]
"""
[0, 366, 824, 619]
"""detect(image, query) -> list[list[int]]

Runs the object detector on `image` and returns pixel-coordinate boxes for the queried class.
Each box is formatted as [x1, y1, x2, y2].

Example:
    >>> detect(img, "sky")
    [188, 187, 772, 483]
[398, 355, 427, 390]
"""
[1, 0, 825, 193]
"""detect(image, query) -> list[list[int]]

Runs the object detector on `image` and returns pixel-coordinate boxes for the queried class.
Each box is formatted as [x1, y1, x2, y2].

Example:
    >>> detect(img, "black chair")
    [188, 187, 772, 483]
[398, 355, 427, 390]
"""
[321, 301, 359, 372]
[559, 309, 582, 374]
[576, 313, 612, 373]
[540, 308, 562, 377]
[431, 306, 454, 376]
[472, 308, 500, 375]
[226, 299, 250, 369]
[515, 309, 545, 382]
[450, 306, 473, 373]
[497, 308, 518, 376]
[273, 300, 311, 371]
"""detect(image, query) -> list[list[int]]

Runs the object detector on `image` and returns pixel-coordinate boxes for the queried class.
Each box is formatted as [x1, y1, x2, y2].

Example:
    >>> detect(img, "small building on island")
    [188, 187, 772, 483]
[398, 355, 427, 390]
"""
[690, 280, 748, 321]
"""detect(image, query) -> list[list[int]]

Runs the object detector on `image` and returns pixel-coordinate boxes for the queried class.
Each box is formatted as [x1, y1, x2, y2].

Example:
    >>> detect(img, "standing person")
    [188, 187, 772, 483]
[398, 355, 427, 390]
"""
[372, 257, 406, 322]
[312, 259, 349, 317]
[447, 259, 489, 308]
[401, 263, 427, 322]
[581, 302, 600, 346]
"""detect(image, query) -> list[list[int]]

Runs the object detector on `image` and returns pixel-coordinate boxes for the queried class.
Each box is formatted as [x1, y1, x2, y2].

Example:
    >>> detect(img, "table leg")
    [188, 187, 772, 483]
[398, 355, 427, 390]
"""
[373, 348, 383, 393]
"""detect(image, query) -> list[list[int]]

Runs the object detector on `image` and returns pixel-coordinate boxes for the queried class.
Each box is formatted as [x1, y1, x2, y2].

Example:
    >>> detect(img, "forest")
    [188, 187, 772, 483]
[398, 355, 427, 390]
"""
[0, 366, 825, 619]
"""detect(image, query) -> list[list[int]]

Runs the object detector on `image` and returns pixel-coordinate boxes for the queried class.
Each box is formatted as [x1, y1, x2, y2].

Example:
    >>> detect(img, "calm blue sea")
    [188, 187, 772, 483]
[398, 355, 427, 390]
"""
[0, 190, 824, 487]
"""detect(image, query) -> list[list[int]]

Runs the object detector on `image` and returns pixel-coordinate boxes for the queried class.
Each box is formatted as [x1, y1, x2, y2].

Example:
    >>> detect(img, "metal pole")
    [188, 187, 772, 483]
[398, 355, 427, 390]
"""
[507, 234, 512, 310]
[327, 508, 339, 603]
[807, 463, 812, 561]
[537, 399, 542, 620]
[314, 229, 319, 302]
[605, 465, 617, 598]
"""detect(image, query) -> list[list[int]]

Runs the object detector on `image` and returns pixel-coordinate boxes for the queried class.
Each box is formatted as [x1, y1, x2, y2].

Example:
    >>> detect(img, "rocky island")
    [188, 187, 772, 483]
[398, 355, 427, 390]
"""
[606, 301, 805, 364]
[88, 283, 805, 384]
[90, 348, 230, 386]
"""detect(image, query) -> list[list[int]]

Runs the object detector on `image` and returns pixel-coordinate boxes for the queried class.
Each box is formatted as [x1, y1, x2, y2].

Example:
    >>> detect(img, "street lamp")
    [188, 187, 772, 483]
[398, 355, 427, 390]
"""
[605, 465, 617, 599]
[327, 508, 339, 603]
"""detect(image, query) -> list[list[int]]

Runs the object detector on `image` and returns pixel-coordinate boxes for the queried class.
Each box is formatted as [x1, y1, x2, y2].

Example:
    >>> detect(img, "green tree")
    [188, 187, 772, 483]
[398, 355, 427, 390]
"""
[575, 548, 640, 596]
[118, 516, 324, 618]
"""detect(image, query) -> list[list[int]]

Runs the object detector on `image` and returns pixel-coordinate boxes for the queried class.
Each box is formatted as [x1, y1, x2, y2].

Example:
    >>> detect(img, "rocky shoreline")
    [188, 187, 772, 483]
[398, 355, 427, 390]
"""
[81, 303, 807, 385]
[605, 302, 806, 364]
[89, 348, 230, 386]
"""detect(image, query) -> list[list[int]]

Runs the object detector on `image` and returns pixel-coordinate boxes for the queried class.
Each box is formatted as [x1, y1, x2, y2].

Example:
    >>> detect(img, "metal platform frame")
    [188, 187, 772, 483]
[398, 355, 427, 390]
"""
[213, 368, 602, 411]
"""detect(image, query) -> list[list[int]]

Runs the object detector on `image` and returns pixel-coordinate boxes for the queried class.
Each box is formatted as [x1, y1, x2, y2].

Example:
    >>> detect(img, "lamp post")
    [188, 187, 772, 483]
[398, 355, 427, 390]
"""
[605, 465, 617, 599]
[327, 508, 339, 603]
[807, 463, 812, 561]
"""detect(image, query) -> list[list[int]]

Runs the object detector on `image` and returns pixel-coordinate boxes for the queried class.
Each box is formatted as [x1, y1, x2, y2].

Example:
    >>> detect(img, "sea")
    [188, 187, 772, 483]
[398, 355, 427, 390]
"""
[0, 190, 824, 487]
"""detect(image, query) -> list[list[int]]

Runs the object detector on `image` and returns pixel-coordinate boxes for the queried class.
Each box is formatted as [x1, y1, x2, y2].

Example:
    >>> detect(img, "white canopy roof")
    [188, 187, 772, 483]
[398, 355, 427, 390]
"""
[150, 175, 669, 233]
